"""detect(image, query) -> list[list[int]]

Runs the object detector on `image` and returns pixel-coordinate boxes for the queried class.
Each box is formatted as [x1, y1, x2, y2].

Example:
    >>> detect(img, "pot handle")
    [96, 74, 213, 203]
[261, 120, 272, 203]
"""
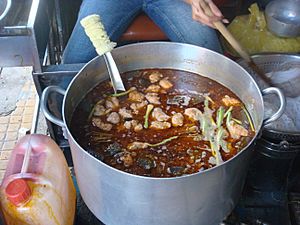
[41, 86, 66, 128]
[262, 87, 286, 126]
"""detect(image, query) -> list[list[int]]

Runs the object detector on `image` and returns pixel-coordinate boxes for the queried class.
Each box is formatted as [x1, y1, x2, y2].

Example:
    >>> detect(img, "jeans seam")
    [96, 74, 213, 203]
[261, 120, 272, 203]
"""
[109, 5, 142, 38]
[146, 5, 186, 42]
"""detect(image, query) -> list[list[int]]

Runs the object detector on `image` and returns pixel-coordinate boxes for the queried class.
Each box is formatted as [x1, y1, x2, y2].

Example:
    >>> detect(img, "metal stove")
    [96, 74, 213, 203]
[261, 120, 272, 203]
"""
[33, 62, 300, 225]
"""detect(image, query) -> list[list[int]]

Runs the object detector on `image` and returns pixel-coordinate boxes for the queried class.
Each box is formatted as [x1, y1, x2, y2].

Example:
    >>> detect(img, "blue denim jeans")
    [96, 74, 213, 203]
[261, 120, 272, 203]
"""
[62, 0, 222, 64]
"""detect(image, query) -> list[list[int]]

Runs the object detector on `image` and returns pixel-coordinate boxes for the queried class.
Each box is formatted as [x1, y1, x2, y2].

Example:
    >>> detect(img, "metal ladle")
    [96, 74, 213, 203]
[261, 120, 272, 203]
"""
[80, 14, 126, 93]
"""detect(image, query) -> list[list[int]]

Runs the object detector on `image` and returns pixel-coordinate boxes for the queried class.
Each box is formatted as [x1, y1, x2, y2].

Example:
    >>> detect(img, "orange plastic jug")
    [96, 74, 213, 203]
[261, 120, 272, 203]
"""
[0, 134, 76, 225]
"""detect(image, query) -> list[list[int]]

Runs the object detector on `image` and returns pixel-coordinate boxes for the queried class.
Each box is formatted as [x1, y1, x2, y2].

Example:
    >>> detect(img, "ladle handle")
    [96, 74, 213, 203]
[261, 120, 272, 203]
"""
[41, 86, 66, 128]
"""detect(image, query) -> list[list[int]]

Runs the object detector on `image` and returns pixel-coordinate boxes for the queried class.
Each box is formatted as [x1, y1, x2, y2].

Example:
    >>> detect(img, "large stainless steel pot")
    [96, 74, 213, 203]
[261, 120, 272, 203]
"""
[41, 42, 285, 225]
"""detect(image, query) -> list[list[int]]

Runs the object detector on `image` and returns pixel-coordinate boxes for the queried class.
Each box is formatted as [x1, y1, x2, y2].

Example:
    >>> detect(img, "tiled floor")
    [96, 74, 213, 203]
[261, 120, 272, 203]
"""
[0, 67, 37, 181]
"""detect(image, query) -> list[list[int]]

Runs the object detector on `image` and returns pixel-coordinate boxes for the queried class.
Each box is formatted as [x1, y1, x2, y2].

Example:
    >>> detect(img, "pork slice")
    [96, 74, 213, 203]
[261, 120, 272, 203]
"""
[184, 108, 203, 121]
[106, 112, 120, 124]
[145, 93, 161, 105]
[92, 118, 113, 131]
[152, 107, 170, 122]
[149, 71, 163, 83]
[159, 78, 173, 89]
[128, 90, 145, 102]
[150, 121, 171, 129]
[171, 113, 184, 126]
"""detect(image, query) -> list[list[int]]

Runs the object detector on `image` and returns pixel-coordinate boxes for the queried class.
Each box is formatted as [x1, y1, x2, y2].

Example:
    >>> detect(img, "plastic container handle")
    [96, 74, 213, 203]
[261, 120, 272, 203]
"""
[41, 86, 66, 128]
[262, 87, 286, 126]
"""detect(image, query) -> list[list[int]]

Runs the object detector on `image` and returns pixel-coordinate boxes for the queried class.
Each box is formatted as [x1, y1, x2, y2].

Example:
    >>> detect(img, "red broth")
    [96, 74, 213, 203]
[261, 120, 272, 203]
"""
[70, 69, 255, 177]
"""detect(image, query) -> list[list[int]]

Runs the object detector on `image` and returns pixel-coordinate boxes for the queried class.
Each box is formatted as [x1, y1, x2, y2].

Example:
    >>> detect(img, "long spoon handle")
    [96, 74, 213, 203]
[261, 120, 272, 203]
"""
[202, 2, 272, 85]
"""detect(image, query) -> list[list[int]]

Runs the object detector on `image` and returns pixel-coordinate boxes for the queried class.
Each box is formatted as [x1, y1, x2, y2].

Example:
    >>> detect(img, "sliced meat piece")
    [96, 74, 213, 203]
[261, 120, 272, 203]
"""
[184, 108, 203, 121]
[130, 100, 148, 114]
[128, 142, 149, 150]
[149, 71, 163, 83]
[159, 78, 173, 89]
[152, 107, 170, 122]
[93, 104, 106, 116]
[128, 90, 145, 102]
[145, 93, 161, 105]
[171, 113, 184, 126]
[92, 118, 113, 131]
[222, 95, 241, 106]
[120, 153, 133, 167]
[186, 125, 199, 133]
[106, 112, 120, 124]
[105, 97, 119, 109]
[124, 120, 138, 130]
[145, 84, 161, 93]
[150, 121, 171, 129]
[227, 121, 249, 139]
[119, 107, 133, 119]
[134, 123, 143, 132]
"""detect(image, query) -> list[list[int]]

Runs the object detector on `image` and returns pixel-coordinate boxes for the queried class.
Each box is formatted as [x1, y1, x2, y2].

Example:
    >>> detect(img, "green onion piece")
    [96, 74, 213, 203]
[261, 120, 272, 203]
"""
[224, 106, 233, 118]
[88, 99, 104, 121]
[242, 106, 255, 132]
[144, 104, 154, 128]
[216, 106, 225, 128]
[147, 136, 179, 147]
[204, 98, 209, 109]
[232, 118, 242, 124]
[111, 87, 136, 97]
[205, 95, 214, 104]
[226, 111, 232, 129]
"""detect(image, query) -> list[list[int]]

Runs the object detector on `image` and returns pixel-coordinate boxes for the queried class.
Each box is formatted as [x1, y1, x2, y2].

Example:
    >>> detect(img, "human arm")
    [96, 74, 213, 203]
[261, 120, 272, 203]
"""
[184, 0, 228, 28]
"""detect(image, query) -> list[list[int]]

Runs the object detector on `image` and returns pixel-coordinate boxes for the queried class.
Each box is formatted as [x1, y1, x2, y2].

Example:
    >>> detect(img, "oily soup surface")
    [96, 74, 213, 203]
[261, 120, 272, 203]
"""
[70, 69, 254, 177]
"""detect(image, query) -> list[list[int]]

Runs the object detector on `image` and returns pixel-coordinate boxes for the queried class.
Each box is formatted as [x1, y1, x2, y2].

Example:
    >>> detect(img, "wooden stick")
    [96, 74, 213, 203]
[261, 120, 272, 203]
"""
[202, 2, 272, 85]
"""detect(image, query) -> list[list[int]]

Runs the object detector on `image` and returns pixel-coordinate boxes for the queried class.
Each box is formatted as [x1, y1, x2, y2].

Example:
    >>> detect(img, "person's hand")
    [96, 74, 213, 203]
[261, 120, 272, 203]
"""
[187, 0, 228, 28]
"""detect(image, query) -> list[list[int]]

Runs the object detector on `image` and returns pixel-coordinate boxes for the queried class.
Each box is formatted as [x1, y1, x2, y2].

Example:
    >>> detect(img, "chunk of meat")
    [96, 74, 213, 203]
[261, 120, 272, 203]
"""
[118, 107, 133, 119]
[150, 121, 171, 129]
[120, 153, 133, 167]
[171, 113, 184, 126]
[184, 108, 203, 121]
[92, 118, 113, 131]
[149, 71, 163, 83]
[124, 120, 138, 130]
[222, 95, 241, 106]
[106, 112, 120, 124]
[145, 93, 161, 105]
[105, 97, 119, 109]
[159, 78, 173, 89]
[134, 123, 143, 132]
[93, 104, 106, 116]
[152, 107, 170, 122]
[227, 121, 249, 139]
[128, 90, 145, 102]
[186, 125, 199, 133]
[128, 142, 149, 150]
[130, 100, 148, 114]
[146, 84, 161, 93]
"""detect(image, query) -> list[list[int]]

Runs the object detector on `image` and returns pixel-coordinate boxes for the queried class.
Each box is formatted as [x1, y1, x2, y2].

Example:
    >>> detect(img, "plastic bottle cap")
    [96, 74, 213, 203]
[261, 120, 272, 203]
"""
[5, 179, 31, 206]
